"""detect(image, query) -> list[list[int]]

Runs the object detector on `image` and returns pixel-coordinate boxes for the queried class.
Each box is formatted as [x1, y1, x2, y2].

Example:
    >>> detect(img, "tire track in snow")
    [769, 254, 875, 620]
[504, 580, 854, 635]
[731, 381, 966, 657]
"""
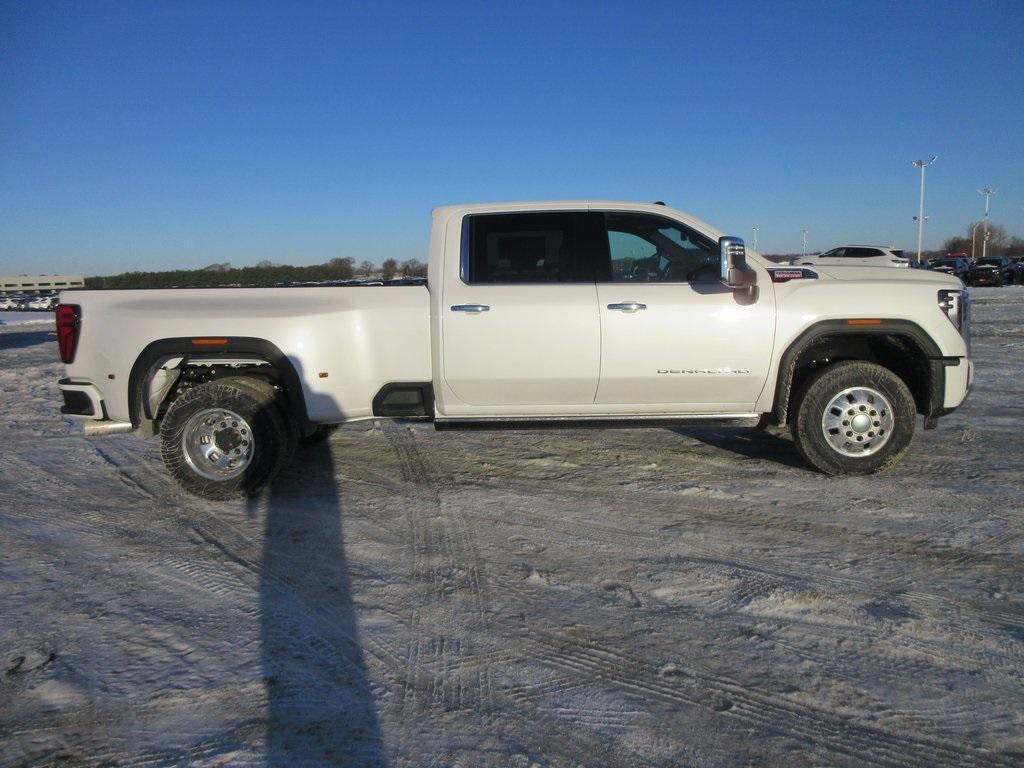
[381, 422, 495, 716]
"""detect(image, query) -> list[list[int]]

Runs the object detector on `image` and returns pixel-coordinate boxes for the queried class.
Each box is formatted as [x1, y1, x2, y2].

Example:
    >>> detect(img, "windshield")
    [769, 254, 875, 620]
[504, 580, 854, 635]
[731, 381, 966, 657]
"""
[931, 260, 957, 267]
[977, 259, 1001, 267]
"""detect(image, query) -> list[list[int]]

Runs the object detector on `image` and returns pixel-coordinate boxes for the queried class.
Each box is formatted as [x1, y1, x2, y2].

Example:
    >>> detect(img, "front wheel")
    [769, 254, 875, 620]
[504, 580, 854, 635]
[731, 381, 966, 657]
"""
[160, 377, 294, 499]
[790, 361, 916, 475]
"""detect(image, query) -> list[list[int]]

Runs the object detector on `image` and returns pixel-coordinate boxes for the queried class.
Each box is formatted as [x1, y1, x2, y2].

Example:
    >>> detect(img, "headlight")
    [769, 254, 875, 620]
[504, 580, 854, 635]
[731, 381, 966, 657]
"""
[938, 288, 970, 344]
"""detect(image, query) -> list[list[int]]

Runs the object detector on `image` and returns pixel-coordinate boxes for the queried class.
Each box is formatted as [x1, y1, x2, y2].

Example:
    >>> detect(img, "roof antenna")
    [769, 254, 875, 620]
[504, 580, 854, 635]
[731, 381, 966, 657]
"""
[653, 201, 666, 206]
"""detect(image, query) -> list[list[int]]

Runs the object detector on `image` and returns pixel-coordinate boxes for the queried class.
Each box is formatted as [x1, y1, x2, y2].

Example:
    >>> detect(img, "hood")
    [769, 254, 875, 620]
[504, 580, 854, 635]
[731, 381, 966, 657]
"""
[807, 263, 962, 287]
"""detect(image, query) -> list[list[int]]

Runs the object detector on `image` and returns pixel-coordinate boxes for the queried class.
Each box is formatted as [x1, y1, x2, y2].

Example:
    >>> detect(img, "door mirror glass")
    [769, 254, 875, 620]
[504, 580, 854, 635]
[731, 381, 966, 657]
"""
[719, 236, 753, 293]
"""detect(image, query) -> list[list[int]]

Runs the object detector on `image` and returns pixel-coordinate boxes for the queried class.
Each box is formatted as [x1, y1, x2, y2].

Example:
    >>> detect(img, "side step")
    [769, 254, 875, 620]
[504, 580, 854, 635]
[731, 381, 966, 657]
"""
[372, 383, 434, 418]
[434, 415, 761, 431]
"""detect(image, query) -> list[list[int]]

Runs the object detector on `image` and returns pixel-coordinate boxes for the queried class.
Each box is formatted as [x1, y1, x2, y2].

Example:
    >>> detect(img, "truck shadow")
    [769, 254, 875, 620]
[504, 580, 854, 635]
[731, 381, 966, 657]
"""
[670, 426, 807, 469]
[248, 436, 388, 767]
[0, 330, 55, 351]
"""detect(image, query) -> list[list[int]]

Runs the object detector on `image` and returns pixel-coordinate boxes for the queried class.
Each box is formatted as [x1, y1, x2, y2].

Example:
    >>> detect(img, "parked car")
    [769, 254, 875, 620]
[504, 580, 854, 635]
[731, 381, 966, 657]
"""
[928, 257, 971, 280]
[1012, 257, 1024, 283]
[27, 294, 58, 311]
[967, 257, 1014, 287]
[0, 297, 19, 310]
[55, 200, 972, 498]
[797, 245, 909, 268]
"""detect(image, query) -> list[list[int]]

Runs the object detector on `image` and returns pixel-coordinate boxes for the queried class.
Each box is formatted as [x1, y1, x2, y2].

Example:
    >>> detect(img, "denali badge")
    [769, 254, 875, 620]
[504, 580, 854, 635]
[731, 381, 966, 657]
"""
[658, 367, 751, 375]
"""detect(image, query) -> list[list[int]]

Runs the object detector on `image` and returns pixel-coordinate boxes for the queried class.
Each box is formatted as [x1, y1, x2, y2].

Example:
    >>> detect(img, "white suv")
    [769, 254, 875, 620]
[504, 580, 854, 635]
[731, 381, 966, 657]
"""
[797, 245, 909, 268]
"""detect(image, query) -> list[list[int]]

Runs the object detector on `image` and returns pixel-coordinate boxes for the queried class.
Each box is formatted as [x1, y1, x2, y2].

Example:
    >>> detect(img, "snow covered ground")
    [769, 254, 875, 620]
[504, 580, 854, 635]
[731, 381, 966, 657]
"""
[1, 289, 1022, 767]
[0, 312, 54, 326]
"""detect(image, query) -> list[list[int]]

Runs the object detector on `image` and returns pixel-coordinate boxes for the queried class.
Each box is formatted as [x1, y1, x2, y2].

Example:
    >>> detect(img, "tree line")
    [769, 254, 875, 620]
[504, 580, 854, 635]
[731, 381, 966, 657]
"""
[84, 257, 428, 289]
[943, 221, 1024, 259]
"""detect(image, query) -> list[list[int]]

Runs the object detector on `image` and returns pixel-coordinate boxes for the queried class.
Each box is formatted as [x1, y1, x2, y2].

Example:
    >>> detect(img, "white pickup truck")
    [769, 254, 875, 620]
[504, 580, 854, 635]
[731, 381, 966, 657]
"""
[56, 201, 973, 499]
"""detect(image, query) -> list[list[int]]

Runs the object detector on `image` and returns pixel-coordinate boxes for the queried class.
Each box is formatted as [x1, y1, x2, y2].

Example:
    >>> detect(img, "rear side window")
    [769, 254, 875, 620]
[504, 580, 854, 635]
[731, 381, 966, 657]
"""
[462, 212, 606, 283]
[846, 247, 885, 258]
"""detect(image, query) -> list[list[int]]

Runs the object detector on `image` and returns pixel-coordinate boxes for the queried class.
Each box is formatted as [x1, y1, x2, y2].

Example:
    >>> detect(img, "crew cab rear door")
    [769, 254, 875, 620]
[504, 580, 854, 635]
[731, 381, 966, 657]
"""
[439, 211, 606, 411]
[594, 211, 775, 411]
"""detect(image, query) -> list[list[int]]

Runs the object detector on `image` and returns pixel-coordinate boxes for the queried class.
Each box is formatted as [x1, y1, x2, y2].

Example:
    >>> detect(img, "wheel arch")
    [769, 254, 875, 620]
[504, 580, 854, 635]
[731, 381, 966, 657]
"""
[127, 336, 313, 435]
[771, 320, 945, 426]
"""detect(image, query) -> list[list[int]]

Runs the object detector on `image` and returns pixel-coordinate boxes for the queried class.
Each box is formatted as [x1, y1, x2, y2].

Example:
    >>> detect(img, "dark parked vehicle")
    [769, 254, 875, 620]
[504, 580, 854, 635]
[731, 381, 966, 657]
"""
[968, 257, 1014, 287]
[928, 257, 970, 280]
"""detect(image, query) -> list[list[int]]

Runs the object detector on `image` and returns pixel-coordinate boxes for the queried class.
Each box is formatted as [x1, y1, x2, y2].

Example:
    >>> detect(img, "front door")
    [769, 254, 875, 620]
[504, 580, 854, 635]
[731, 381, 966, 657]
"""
[595, 211, 775, 411]
[441, 211, 606, 410]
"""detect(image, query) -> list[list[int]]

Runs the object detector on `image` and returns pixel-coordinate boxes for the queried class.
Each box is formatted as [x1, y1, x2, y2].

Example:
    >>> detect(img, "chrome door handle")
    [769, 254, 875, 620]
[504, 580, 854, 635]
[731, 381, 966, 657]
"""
[450, 304, 490, 313]
[607, 302, 647, 312]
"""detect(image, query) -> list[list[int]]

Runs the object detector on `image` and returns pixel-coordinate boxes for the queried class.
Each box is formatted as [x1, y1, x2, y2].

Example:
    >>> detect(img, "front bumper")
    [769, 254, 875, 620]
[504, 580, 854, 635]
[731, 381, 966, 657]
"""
[942, 358, 973, 411]
[969, 273, 1003, 286]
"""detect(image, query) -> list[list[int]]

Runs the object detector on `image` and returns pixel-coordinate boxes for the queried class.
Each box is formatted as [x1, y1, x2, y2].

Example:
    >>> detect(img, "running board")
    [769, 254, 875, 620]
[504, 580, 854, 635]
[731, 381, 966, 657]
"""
[434, 414, 761, 431]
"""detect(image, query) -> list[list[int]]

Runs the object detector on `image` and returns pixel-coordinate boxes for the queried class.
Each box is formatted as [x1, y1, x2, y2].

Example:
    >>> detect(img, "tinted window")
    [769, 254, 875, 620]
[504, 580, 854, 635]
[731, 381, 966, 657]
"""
[463, 212, 605, 283]
[820, 248, 845, 258]
[604, 212, 719, 283]
[846, 247, 885, 258]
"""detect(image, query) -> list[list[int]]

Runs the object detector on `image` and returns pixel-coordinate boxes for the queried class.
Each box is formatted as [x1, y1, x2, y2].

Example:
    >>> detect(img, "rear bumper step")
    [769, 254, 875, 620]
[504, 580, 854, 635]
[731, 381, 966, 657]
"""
[58, 378, 106, 420]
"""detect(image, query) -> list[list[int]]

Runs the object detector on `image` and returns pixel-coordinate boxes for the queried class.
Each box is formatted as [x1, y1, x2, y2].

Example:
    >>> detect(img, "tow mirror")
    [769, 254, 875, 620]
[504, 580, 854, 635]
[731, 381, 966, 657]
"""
[719, 236, 754, 295]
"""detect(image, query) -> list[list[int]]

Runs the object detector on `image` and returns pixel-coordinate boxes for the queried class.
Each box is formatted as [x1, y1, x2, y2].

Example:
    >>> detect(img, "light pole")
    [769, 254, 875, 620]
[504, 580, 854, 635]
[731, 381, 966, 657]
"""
[752, 226, 759, 252]
[979, 187, 995, 259]
[801, 229, 808, 258]
[912, 156, 937, 263]
[971, 222, 978, 261]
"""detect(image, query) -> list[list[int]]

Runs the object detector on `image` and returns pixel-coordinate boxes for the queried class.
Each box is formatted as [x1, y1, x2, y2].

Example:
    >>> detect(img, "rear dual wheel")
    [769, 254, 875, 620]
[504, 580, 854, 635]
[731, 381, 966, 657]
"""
[160, 376, 296, 500]
[790, 361, 917, 475]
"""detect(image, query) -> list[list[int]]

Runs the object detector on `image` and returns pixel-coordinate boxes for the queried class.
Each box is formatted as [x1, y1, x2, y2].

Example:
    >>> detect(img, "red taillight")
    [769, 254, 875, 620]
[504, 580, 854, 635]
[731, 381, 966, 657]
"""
[56, 304, 80, 364]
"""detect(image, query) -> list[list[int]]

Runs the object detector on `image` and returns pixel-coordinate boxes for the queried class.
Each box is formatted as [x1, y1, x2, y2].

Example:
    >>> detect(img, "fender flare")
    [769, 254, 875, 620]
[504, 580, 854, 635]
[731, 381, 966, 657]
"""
[771, 319, 946, 425]
[127, 336, 312, 434]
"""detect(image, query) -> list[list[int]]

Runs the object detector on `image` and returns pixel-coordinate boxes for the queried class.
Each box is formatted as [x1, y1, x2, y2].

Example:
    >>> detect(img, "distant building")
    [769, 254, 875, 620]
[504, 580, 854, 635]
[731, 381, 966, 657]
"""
[0, 275, 85, 295]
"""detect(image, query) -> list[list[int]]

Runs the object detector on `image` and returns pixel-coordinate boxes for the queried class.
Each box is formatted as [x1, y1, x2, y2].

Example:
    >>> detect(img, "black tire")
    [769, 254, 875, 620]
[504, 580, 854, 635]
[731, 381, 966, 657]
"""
[160, 376, 294, 500]
[790, 361, 916, 475]
[300, 424, 339, 444]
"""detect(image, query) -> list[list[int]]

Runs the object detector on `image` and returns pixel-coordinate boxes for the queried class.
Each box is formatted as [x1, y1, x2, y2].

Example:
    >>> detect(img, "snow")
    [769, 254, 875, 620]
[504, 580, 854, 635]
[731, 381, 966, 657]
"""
[1, 288, 1023, 766]
[0, 312, 53, 326]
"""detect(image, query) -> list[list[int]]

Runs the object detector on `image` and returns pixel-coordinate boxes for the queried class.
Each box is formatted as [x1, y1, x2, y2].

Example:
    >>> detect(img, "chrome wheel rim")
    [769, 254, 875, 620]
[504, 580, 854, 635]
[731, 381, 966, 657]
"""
[821, 386, 894, 458]
[181, 408, 254, 481]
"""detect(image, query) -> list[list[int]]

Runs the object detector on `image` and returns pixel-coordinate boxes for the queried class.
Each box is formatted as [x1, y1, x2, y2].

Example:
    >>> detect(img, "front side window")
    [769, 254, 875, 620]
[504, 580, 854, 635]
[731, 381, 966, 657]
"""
[820, 248, 845, 258]
[463, 212, 605, 283]
[604, 212, 719, 283]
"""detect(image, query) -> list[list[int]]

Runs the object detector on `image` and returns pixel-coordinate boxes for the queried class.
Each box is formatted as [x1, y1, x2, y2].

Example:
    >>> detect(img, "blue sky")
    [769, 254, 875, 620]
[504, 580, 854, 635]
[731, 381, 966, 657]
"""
[2, 0, 1022, 275]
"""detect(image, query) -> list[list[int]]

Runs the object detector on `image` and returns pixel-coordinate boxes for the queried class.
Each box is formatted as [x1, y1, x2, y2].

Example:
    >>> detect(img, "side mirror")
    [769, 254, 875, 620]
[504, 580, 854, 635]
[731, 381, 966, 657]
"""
[719, 236, 754, 294]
